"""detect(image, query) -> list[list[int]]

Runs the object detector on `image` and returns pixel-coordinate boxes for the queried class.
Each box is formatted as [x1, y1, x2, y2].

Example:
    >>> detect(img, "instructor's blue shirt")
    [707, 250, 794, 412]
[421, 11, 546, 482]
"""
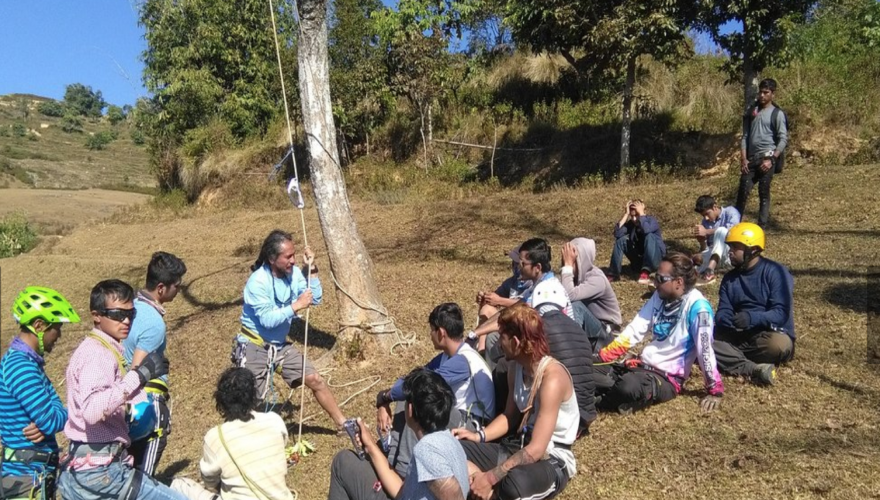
[240, 263, 322, 344]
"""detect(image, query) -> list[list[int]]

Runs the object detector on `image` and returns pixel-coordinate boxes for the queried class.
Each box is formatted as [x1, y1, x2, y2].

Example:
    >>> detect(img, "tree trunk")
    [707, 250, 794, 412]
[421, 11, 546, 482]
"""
[619, 56, 636, 174]
[742, 57, 759, 112]
[296, 0, 398, 351]
[742, 19, 759, 111]
[418, 101, 429, 172]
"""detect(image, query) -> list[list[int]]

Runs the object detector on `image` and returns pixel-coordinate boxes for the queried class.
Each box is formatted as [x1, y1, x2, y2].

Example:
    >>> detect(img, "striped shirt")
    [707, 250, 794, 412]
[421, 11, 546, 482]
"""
[0, 337, 67, 477]
[63, 329, 146, 449]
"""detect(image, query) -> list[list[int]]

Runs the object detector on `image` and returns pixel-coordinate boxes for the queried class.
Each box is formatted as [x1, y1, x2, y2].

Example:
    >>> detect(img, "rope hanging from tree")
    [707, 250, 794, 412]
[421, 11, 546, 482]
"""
[267, 0, 314, 457]
[264, 0, 418, 458]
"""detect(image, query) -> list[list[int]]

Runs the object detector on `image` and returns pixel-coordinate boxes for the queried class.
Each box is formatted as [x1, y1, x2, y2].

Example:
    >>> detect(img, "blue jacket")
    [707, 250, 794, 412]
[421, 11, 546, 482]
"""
[240, 264, 323, 344]
[614, 215, 666, 255]
[716, 257, 795, 340]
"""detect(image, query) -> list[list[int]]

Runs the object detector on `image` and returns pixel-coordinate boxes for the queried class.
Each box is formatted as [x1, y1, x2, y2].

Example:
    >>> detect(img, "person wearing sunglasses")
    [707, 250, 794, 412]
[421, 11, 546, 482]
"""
[122, 252, 187, 476]
[58, 280, 184, 500]
[1, 287, 80, 500]
[595, 253, 725, 415]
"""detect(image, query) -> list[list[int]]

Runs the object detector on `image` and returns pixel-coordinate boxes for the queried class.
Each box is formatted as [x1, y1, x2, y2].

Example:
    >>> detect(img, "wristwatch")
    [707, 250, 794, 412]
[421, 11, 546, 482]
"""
[467, 330, 477, 340]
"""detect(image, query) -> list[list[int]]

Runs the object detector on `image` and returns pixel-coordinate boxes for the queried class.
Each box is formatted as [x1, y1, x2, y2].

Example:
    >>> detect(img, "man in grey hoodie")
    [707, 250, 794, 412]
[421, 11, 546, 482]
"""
[561, 237, 623, 352]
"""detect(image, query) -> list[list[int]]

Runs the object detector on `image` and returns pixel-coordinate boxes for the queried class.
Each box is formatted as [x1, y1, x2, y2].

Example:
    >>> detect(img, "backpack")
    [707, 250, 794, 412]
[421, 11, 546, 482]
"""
[744, 103, 788, 174]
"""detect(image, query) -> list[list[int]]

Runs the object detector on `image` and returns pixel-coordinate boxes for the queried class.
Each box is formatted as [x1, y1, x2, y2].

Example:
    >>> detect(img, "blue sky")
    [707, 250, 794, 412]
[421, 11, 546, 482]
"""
[0, 1, 147, 106]
[0, 1, 731, 107]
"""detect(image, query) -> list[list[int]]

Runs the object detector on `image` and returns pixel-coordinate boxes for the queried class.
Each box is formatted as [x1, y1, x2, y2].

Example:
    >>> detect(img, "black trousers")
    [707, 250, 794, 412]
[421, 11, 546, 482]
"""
[713, 326, 794, 377]
[594, 364, 677, 414]
[735, 160, 775, 227]
[460, 441, 569, 500]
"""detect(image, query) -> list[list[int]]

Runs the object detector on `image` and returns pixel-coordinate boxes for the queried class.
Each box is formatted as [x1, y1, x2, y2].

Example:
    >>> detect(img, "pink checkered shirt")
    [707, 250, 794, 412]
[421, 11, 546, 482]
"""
[63, 329, 146, 455]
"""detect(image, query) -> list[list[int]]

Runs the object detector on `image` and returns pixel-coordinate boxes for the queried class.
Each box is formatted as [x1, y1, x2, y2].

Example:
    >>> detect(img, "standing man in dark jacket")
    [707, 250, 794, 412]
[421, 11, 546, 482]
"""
[713, 223, 795, 386]
[608, 199, 666, 284]
[737, 78, 788, 228]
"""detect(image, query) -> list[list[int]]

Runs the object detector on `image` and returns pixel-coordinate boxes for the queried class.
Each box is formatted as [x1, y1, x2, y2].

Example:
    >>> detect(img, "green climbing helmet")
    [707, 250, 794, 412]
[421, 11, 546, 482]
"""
[12, 286, 81, 332]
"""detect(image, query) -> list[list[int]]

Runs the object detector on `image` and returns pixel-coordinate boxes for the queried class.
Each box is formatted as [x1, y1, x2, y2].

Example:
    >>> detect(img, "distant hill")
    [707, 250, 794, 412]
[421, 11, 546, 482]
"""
[0, 93, 154, 191]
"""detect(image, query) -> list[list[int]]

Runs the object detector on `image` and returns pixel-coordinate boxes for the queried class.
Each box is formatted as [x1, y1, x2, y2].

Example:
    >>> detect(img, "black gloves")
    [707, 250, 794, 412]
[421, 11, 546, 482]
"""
[733, 312, 751, 330]
[135, 351, 170, 385]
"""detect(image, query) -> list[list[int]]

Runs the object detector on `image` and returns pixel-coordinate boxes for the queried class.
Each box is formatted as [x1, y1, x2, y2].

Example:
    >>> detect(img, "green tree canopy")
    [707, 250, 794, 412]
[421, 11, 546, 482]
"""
[64, 83, 106, 118]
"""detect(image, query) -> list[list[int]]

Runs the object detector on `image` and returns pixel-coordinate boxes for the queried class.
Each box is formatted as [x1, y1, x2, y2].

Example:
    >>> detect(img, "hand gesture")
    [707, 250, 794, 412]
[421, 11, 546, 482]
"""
[482, 292, 503, 307]
[562, 242, 577, 268]
[22, 423, 45, 444]
[741, 157, 750, 174]
[700, 395, 722, 413]
[693, 225, 707, 238]
[470, 472, 496, 500]
[376, 405, 392, 436]
[760, 158, 773, 173]
[292, 289, 314, 312]
[356, 418, 379, 455]
[632, 201, 646, 216]
[452, 427, 480, 443]
[302, 246, 315, 267]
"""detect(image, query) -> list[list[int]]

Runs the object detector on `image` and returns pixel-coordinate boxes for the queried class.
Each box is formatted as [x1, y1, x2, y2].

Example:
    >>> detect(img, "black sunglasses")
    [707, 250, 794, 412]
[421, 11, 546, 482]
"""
[100, 308, 137, 322]
[653, 274, 677, 285]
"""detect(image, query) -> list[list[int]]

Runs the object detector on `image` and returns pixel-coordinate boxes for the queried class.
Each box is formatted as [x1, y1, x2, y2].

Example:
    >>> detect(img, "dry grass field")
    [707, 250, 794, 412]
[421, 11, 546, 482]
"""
[0, 161, 878, 500]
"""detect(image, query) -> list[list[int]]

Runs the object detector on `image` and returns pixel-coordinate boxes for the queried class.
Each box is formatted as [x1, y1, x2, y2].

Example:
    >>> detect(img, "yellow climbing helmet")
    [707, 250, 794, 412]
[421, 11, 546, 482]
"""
[726, 222, 765, 251]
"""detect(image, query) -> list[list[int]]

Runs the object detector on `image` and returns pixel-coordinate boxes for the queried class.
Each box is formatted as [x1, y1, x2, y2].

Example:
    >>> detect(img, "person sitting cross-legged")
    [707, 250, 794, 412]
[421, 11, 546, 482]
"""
[375, 303, 494, 479]
[454, 303, 578, 500]
[713, 223, 795, 386]
[474, 246, 531, 354]
[171, 368, 294, 500]
[328, 369, 470, 500]
[560, 237, 622, 351]
[595, 253, 724, 415]
[691, 195, 741, 286]
[470, 238, 573, 369]
[608, 199, 666, 284]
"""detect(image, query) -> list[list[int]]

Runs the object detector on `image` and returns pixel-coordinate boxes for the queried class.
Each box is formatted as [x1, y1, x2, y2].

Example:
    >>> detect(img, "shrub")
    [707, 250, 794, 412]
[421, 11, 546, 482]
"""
[85, 130, 118, 150]
[130, 128, 146, 145]
[37, 100, 66, 117]
[60, 114, 84, 133]
[11, 123, 27, 137]
[0, 213, 38, 258]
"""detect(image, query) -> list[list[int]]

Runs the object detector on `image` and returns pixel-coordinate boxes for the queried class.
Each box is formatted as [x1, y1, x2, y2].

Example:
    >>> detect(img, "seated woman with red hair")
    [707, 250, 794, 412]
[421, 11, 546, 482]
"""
[453, 303, 578, 500]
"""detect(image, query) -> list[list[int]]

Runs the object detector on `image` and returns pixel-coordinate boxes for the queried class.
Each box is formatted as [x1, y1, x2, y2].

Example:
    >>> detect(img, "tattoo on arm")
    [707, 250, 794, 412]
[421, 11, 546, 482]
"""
[426, 477, 465, 500]
[488, 448, 539, 485]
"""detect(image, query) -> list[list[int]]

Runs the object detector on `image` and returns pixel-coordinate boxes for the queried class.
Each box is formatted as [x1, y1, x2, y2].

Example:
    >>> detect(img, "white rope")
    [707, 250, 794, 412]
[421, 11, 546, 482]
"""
[329, 270, 417, 354]
[267, 0, 312, 447]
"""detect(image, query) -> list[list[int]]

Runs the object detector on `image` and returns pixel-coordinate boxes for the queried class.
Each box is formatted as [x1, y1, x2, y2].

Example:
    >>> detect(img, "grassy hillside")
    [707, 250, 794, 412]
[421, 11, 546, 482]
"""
[0, 94, 154, 190]
[1, 158, 877, 499]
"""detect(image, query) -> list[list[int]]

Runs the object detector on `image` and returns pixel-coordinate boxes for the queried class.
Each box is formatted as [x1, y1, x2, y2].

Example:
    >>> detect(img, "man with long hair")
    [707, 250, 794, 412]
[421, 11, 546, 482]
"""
[596, 253, 724, 414]
[233, 229, 345, 428]
[455, 304, 578, 500]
